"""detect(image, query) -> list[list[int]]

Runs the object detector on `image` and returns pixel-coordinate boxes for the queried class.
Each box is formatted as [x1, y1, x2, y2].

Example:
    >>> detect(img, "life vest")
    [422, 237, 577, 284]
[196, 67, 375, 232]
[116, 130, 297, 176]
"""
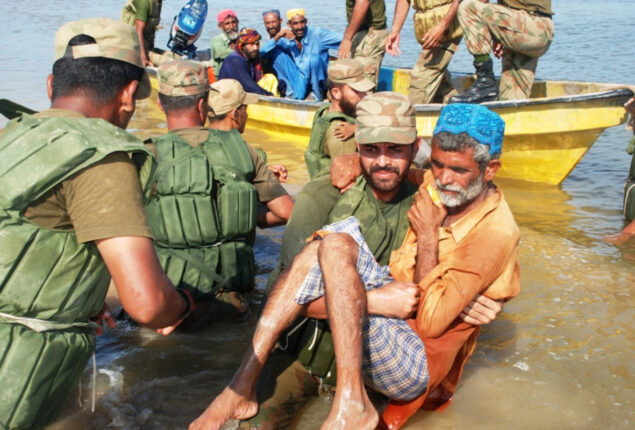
[624, 153, 635, 222]
[411, 0, 463, 45]
[283, 177, 417, 385]
[145, 129, 258, 301]
[304, 104, 356, 180]
[0, 114, 154, 429]
[120, 0, 163, 49]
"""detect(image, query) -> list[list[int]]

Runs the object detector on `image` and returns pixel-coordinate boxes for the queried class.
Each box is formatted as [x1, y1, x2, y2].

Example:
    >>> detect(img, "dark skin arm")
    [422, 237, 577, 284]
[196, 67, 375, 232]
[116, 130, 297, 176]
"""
[339, 0, 371, 59]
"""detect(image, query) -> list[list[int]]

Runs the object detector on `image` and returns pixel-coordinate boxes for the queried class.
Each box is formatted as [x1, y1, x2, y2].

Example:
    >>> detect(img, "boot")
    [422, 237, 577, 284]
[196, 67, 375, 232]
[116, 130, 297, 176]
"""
[449, 58, 498, 104]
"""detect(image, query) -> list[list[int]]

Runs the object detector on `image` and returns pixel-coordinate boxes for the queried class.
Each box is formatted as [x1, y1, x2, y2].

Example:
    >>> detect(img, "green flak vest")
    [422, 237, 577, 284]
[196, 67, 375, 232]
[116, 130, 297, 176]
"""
[146, 129, 258, 302]
[411, 0, 463, 45]
[304, 104, 356, 180]
[0, 114, 154, 430]
[284, 177, 417, 385]
[120, 0, 162, 50]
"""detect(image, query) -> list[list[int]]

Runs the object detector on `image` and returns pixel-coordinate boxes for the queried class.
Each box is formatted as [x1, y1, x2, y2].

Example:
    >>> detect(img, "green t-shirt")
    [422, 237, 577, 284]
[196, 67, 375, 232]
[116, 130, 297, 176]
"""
[346, 0, 387, 30]
[210, 33, 234, 76]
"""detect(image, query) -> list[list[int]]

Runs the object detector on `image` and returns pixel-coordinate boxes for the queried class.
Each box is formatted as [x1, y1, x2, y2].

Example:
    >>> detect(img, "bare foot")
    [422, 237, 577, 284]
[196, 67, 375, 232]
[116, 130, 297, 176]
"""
[320, 391, 378, 430]
[189, 386, 258, 430]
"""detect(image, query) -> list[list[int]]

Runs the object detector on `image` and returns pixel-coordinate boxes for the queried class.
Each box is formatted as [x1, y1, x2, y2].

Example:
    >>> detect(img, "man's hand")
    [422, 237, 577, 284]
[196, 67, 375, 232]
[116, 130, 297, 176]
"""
[625, 96, 635, 115]
[493, 41, 504, 58]
[330, 153, 361, 193]
[333, 122, 356, 141]
[268, 164, 288, 182]
[459, 294, 503, 325]
[420, 23, 446, 50]
[338, 38, 353, 59]
[156, 318, 185, 335]
[408, 185, 447, 238]
[367, 281, 420, 319]
[385, 32, 401, 56]
[91, 303, 116, 335]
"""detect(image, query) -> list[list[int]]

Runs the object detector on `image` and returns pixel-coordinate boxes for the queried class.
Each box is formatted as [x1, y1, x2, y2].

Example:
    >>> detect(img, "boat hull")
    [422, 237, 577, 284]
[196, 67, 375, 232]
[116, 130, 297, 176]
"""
[147, 67, 633, 185]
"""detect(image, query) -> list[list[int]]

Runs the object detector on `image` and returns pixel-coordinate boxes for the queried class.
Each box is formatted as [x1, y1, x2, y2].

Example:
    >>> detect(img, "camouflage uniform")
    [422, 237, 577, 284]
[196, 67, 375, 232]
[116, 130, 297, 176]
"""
[347, 0, 389, 84]
[243, 93, 419, 429]
[458, 0, 554, 100]
[408, 0, 462, 104]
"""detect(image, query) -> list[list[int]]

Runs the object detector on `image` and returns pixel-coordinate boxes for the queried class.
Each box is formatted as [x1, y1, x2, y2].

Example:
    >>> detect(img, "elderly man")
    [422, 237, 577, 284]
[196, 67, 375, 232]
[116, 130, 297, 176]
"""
[450, 0, 554, 103]
[262, 9, 342, 100]
[121, 0, 163, 66]
[190, 96, 515, 430]
[305, 58, 375, 179]
[386, 0, 462, 104]
[339, 0, 389, 85]
[210, 9, 239, 77]
[0, 18, 191, 429]
[219, 28, 274, 96]
[149, 72, 294, 327]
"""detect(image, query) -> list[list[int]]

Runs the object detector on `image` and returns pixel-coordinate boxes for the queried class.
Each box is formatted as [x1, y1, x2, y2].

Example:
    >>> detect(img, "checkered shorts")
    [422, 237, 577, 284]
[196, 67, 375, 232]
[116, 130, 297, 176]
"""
[294, 216, 429, 401]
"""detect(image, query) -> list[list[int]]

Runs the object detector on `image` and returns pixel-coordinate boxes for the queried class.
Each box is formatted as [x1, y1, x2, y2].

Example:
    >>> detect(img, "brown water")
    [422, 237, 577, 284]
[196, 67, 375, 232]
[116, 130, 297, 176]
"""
[1, 1, 633, 429]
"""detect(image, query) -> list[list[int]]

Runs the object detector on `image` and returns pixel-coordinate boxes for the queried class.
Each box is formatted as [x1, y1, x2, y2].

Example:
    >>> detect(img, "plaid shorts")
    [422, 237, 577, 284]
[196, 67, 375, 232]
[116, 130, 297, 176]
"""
[295, 216, 429, 401]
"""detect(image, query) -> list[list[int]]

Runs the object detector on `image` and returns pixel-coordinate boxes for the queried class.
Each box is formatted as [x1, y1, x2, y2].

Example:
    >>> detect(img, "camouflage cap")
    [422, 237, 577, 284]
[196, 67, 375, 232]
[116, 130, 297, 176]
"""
[355, 92, 417, 145]
[208, 79, 259, 117]
[158, 60, 209, 96]
[54, 17, 151, 99]
[328, 59, 375, 93]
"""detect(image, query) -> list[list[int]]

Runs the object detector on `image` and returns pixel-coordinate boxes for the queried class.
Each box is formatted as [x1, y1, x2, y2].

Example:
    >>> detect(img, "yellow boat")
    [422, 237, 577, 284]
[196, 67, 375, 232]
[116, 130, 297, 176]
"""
[147, 67, 633, 185]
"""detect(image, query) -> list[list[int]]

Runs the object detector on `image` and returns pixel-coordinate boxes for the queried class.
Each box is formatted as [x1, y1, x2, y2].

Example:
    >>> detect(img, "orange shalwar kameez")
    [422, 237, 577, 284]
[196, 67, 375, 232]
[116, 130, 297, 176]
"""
[379, 180, 521, 429]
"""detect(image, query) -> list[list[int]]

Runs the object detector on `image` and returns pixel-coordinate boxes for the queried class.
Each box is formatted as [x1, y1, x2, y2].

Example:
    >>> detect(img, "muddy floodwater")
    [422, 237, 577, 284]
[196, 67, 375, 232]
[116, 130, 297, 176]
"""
[0, 1, 633, 429]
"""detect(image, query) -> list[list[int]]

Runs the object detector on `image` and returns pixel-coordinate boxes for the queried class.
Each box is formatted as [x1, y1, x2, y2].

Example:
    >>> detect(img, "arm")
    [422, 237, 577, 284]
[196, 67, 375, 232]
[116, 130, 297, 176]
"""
[420, 0, 459, 49]
[339, 0, 371, 59]
[258, 194, 294, 227]
[134, 20, 151, 66]
[318, 27, 344, 52]
[329, 152, 362, 193]
[95, 236, 186, 329]
[385, 0, 411, 55]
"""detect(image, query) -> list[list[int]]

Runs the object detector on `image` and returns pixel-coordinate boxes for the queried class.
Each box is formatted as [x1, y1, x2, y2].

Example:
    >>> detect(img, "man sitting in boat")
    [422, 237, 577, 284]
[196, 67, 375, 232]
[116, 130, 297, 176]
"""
[450, 0, 554, 103]
[261, 9, 342, 100]
[120, 0, 163, 67]
[148, 69, 294, 327]
[219, 28, 279, 96]
[210, 9, 240, 77]
[260, 9, 296, 97]
[0, 18, 192, 429]
[386, 0, 462, 104]
[304, 58, 375, 179]
[338, 0, 389, 85]
[190, 96, 515, 430]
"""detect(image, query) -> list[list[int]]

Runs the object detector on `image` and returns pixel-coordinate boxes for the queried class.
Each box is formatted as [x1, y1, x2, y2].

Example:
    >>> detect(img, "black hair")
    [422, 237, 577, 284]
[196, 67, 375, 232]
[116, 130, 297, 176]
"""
[51, 34, 144, 104]
[158, 92, 209, 114]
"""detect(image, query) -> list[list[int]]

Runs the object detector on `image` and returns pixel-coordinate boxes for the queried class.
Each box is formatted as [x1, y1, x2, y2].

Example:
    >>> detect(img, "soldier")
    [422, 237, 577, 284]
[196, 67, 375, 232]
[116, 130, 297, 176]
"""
[148, 69, 294, 327]
[450, 0, 554, 103]
[386, 0, 462, 104]
[338, 0, 389, 85]
[120, 0, 163, 66]
[0, 18, 191, 429]
[304, 58, 375, 179]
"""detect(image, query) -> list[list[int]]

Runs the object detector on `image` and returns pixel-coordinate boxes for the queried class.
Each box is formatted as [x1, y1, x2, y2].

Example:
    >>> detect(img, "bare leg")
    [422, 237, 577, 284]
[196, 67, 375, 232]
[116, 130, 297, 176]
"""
[189, 241, 321, 430]
[318, 234, 378, 430]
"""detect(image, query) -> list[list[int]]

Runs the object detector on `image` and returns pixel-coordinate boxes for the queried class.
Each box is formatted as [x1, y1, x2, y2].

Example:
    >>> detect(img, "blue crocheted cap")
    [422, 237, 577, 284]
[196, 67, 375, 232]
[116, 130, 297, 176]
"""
[433, 103, 505, 155]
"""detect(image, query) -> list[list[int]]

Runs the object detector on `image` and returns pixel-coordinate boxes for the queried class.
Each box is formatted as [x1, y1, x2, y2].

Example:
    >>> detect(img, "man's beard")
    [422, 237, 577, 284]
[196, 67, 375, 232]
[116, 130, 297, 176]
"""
[363, 165, 403, 194]
[245, 49, 260, 62]
[339, 96, 357, 118]
[226, 29, 239, 41]
[435, 174, 485, 208]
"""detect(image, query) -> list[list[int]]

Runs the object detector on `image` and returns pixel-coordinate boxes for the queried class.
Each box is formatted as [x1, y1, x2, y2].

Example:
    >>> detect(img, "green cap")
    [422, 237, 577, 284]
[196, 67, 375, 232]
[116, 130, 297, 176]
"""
[208, 79, 259, 117]
[54, 17, 151, 99]
[158, 60, 209, 96]
[328, 59, 375, 93]
[355, 92, 417, 144]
